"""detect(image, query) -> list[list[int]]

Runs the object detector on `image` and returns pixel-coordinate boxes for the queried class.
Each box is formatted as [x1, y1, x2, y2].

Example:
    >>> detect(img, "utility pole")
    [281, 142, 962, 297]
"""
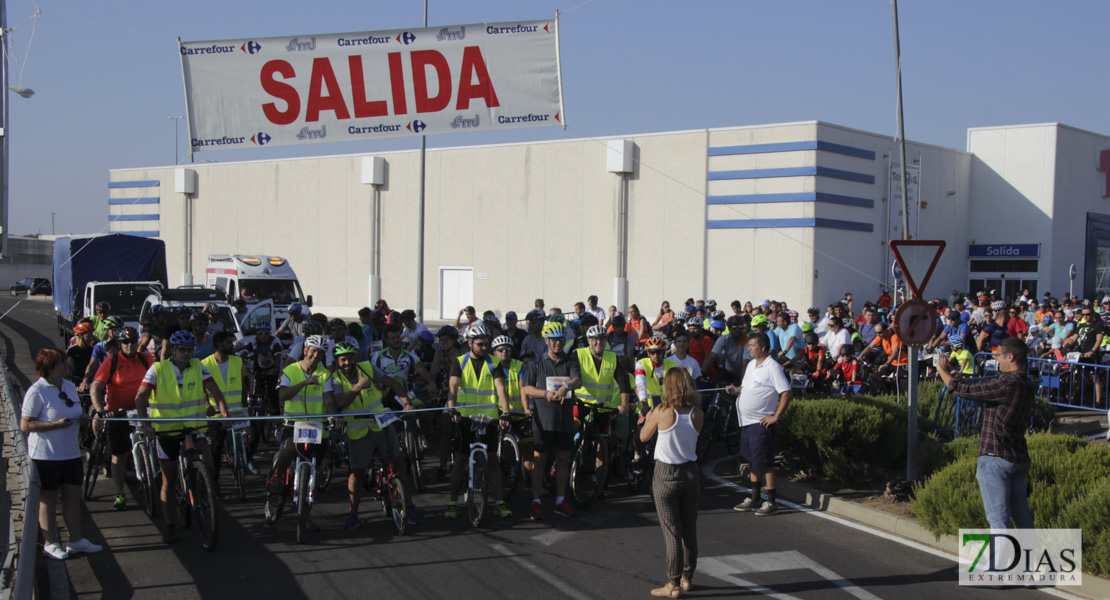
[51, 212, 54, 235]
[415, 0, 428, 322]
[169, 116, 184, 165]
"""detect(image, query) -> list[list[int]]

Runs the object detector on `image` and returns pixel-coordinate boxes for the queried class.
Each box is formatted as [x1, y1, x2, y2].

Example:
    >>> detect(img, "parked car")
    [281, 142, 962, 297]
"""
[10, 277, 51, 296]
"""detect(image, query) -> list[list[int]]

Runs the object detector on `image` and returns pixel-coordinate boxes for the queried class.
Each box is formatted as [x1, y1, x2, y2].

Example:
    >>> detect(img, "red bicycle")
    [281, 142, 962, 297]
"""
[365, 454, 411, 536]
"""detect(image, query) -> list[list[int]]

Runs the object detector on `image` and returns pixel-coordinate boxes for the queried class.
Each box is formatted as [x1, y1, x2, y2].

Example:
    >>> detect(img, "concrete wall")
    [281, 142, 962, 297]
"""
[1052, 125, 1110, 298]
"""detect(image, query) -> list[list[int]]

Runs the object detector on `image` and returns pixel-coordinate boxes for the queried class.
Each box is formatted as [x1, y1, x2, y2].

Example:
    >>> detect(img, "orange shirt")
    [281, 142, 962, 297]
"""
[881, 333, 907, 367]
[93, 352, 154, 411]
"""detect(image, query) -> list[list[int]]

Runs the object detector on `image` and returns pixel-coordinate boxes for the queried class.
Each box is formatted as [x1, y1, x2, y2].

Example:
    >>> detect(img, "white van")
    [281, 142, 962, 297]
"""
[204, 254, 311, 321]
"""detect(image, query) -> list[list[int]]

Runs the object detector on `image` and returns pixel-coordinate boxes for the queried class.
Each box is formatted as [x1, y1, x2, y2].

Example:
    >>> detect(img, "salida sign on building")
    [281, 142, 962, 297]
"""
[180, 19, 565, 151]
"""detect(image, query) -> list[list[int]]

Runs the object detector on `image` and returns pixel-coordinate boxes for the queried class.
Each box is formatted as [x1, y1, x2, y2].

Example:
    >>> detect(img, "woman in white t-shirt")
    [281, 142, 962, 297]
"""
[20, 348, 103, 560]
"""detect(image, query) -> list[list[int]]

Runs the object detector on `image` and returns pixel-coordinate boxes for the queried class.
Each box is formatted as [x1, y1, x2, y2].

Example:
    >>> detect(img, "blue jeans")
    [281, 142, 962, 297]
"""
[976, 455, 1034, 530]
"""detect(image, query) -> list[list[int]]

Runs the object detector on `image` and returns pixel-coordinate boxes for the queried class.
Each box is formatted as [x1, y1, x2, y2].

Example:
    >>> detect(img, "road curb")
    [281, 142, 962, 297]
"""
[714, 458, 1110, 600]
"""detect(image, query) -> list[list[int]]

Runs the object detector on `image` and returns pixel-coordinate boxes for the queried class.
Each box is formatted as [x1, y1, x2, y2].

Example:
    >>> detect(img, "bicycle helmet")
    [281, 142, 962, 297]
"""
[750, 314, 769, 328]
[541, 321, 566, 339]
[491, 335, 513, 350]
[190, 312, 208, 324]
[417, 330, 435, 343]
[94, 301, 111, 313]
[711, 320, 726, 330]
[288, 304, 303, 315]
[303, 320, 324, 335]
[437, 325, 459, 340]
[706, 299, 718, 310]
[683, 305, 697, 316]
[800, 322, 814, 333]
[578, 313, 599, 329]
[547, 313, 565, 324]
[466, 323, 490, 340]
[726, 315, 745, 328]
[686, 317, 703, 329]
[672, 312, 686, 323]
[948, 335, 964, 348]
[804, 332, 819, 345]
[586, 324, 606, 339]
[990, 300, 1007, 311]
[103, 316, 123, 329]
[808, 306, 820, 316]
[786, 310, 798, 319]
[73, 322, 94, 335]
[712, 310, 725, 320]
[328, 317, 346, 330]
[203, 302, 218, 315]
[483, 314, 501, 327]
[255, 321, 272, 332]
[644, 337, 667, 352]
[117, 327, 139, 343]
[304, 335, 326, 350]
[610, 313, 626, 327]
[525, 309, 545, 321]
[333, 341, 358, 357]
[150, 304, 165, 316]
[169, 330, 196, 346]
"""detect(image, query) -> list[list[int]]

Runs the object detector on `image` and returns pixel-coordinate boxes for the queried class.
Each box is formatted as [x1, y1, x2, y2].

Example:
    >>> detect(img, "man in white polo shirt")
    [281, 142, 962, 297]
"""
[726, 332, 792, 516]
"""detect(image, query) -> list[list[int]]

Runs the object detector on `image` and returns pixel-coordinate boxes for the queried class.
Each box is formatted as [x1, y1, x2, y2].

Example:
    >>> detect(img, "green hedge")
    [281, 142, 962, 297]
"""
[912, 433, 1110, 576]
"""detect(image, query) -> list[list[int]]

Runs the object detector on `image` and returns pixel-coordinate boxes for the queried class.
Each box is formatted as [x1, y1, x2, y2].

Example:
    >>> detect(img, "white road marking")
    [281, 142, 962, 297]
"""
[700, 551, 882, 600]
[702, 455, 1086, 600]
[532, 530, 576, 546]
[490, 544, 594, 600]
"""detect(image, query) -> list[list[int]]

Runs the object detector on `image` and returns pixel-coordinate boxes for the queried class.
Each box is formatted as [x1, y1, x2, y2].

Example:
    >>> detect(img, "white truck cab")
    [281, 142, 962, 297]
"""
[204, 254, 311, 322]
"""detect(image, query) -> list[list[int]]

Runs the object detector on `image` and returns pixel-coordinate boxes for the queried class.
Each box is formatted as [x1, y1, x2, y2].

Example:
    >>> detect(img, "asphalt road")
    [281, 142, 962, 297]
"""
[0, 295, 1066, 600]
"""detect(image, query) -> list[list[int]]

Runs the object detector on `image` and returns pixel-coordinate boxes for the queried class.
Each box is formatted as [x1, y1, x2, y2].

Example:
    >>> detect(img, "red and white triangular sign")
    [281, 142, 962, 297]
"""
[890, 240, 946, 299]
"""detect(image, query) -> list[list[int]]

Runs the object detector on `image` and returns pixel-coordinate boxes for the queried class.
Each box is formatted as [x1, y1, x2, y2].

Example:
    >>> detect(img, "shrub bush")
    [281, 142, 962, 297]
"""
[777, 397, 906, 484]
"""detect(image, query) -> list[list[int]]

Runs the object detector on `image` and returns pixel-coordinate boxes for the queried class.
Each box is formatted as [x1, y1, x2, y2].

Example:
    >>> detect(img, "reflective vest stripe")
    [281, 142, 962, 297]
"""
[457, 354, 499, 419]
[282, 362, 331, 436]
[577, 348, 619, 407]
[334, 362, 385, 438]
[149, 359, 208, 433]
[201, 355, 243, 408]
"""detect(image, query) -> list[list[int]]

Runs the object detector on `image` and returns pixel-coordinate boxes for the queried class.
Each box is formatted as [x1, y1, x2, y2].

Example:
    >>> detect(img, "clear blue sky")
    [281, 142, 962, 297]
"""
[7, 0, 1109, 236]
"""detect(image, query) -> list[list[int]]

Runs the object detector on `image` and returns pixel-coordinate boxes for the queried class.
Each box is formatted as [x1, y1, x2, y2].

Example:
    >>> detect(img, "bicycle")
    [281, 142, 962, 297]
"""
[569, 402, 618, 509]
[126, 411, 159, 518]
[172, 428, 219, 551]
[498, 413, 532, 501]
[366, 454, 411, 536]
[315, 430, 344, 493]
[82, 410, 110, 501]
[223, 408, 252, 502]
[694, 389, 740, 463]
[459, 414, 496, 528]
[399, 413, 425, 493]
[266, 420, 331, 544]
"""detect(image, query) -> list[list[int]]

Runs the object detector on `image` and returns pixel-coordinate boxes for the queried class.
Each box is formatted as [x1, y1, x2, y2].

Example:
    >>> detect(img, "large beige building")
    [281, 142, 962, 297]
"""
[107, 120, 1110, 319]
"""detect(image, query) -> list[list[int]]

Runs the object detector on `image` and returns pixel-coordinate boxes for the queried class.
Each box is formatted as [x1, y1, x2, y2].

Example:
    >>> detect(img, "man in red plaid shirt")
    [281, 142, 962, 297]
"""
[936, 337, 1035, 530]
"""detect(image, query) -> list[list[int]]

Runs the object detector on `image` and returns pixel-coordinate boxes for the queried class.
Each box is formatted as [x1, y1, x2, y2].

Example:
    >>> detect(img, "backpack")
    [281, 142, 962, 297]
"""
[108, 352, 150, 382]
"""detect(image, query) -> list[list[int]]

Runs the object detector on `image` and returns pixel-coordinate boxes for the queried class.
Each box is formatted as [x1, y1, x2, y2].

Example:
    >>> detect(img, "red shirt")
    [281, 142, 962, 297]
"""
[1007, 317, 1029, 338]
[688, 334, 715, 365]
[835, 359, 863, 384]
[93, 351, 154, 411]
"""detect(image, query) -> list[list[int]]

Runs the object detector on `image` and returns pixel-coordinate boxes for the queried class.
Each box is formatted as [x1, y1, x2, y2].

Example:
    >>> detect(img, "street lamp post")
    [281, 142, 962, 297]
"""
[169, 116, 184, 165]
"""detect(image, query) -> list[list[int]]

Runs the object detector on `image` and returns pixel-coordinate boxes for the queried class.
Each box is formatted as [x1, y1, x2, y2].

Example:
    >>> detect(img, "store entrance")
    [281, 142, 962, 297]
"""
[968, 277, 1036, 302]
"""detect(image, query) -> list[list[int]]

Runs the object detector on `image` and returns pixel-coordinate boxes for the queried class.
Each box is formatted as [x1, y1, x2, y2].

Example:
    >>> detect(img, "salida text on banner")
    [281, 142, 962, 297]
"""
[180, 18, 565, 152]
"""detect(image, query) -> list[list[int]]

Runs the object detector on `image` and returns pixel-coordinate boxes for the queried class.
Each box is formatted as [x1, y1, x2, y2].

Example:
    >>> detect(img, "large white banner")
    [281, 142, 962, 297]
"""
[888, 163, 920, 240]
[180, 18, 565, 152]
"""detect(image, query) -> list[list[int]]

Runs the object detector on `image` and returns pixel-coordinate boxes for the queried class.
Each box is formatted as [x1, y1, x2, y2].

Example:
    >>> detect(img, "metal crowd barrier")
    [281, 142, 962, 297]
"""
[930, 382, 986, 440]
[0, 359, 37, 599]
[974, 350, 1110, 413]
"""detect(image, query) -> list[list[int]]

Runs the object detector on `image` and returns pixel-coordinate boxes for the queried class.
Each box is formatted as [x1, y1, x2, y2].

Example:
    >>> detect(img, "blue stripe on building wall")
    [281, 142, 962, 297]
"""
[707, 141, 875, 160]
[707, 166, 874, 184]
[706, 217, 873, 232]
[108, 180, 160, 189]
[706, 192, 873, 208]
[108, 214, 160, 222]
[109, 197, 159, 205]
[122, 231, 160, 237]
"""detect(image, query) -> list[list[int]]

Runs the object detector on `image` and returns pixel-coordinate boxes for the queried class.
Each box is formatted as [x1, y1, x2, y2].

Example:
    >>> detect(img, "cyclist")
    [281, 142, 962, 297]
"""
[134, 331, 229, 543]
[203, 303, 226, 337]
[520, 321, 581, 520]
[503, 312, 527, 358]
[685, 318, 716, 368]
[91, 301, 113, 340]
[189, 313, 215, 361]
[668, 330, 702, 378]
[238, 321, 284, 470]
[330, 342, 421, 529]
[607, 313, 638, 370]
[275, 303, 307, 339]
[575, 323, 632, 460]
[202, 331, 250, 483]
[429, 325, 466, 480]
[491, 335, 535, 495]
[372, 325, 432, 396]
[399, 309, 430, 351]
[750, 314, 779, 356]
[138, 304, 171, 359]
[520, 310, 548, 363]
[286, 320, 327, 368]
[945, 335, 975, 376]
[445, 324, 513, 520]
[702, 315, 748, 385]
[636, 336, 678, 412]
[69, 323, 98, 393]
[90, 326, 153, 510]
[82, 317, 123, 390]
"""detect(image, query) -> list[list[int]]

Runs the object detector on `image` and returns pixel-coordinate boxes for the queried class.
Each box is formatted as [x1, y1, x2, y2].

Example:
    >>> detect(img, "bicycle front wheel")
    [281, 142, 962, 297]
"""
[316, 442, 335, 492]
[570, 433, 608, 508]
[191, 461, 220, 551]
[388, 476, 410, 536]
[82, 433, 107, 501]
[404, 428, 425, 493]
[295, 462, 312, 544]
[499, 434, 521, 501]
[135, 444, 157, 518]
[466, 453, 487, 528]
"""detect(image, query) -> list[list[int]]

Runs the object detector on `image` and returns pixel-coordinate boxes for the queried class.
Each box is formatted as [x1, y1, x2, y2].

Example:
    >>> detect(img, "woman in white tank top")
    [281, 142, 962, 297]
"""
[640, 367, 703, 597]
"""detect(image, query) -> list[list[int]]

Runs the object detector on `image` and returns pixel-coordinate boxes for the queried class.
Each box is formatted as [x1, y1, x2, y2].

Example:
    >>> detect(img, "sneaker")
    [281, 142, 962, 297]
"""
[496, 502, 513, 519]
[65, 538, 103, 554]
[42, 543, 68, 560]
[162, 525, 176, 544]
[755, 501, 778, 516]
[112, 494, 126, 511]
[264, 495, 278, 525]
[343, 513, 359, 530]
[554, 499, 574, 518]
[530, 501, 543, 521]
[407, 506, 421, 525]
[444, 503, 459, 520]
[247, 460, 259, 475]
[733, 497, 758, 512]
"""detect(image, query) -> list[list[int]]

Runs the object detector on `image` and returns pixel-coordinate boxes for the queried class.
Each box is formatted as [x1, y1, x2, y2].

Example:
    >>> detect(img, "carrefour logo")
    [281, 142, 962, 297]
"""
[407, 120, 427, 133]
[251, 132, 271, 146]
[241, 40, 262, 54]
[396, 31, 416, 45]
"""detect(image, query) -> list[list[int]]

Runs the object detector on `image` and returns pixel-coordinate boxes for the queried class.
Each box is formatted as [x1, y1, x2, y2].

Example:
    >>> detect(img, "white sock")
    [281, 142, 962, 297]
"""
[556, 496, 565, 504]
[532, 499, 541, 505]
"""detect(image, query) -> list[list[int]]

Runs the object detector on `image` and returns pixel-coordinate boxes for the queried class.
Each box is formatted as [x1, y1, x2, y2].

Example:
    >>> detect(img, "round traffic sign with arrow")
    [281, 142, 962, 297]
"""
[893, 298, 937, 348]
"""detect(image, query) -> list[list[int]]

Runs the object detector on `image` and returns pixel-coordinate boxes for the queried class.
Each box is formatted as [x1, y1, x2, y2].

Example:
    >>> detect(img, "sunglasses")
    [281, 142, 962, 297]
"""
[647, 349, 664, 355]
[58, 390, 74, 408]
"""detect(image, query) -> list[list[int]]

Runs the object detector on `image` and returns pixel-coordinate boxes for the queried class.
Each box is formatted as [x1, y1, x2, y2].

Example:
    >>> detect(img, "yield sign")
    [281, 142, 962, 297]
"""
[889, 240, 945, 299]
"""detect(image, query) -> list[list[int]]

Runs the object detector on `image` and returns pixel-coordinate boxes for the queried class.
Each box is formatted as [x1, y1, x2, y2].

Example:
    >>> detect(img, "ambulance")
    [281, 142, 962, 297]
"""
[203, 254, 311, 323]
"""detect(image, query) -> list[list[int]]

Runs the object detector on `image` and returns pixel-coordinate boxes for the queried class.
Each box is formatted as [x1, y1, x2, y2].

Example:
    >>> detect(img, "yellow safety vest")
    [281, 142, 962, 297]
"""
[499, 358, 525, 413]
[282, 362, 332, 436]
[576, 347, 620, 408]
[638, 357, 677, 407]
[149, 359, 208, 434]
[456, 353, 500, 419]
[201, 354, 243, 410]
[334, 362, 386, 439]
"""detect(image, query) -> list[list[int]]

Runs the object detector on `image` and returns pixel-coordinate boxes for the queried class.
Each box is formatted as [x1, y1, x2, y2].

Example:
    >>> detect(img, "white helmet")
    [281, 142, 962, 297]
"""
[466, 323, 490, 340]
[304, 335, 326, 350]
[586, 324, 606, 339]
[491, 335, 513, 350]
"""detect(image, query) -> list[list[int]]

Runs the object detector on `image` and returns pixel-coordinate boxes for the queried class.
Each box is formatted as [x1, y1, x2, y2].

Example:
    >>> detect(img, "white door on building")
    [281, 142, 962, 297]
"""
[440, 267, 474, 320]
